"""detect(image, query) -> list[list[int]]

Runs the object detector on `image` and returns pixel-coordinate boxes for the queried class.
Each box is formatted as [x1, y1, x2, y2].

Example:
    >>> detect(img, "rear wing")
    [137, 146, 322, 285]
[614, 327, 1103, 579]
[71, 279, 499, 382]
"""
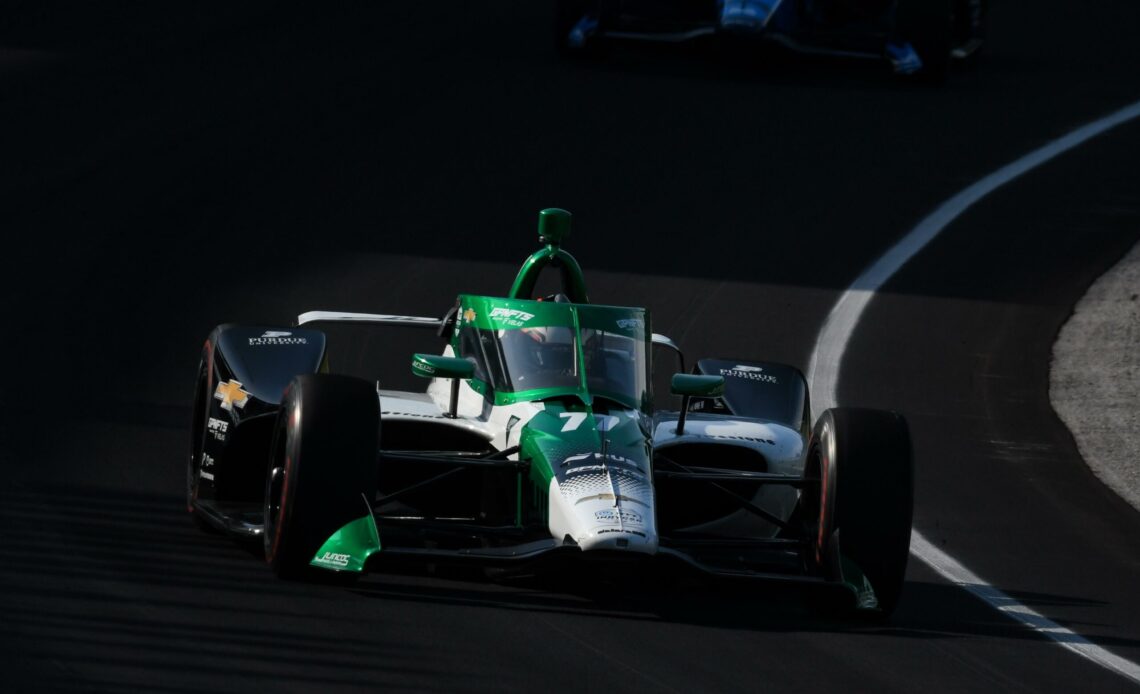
[297, 310, 683, 368]
[296, 311, 442, 329]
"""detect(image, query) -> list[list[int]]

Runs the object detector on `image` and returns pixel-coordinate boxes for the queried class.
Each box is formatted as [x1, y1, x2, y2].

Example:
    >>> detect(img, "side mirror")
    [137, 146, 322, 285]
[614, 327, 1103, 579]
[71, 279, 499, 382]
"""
[670, 374, 725, 436]
[412, 354, 474, 418]
[670, 374, 724, 398]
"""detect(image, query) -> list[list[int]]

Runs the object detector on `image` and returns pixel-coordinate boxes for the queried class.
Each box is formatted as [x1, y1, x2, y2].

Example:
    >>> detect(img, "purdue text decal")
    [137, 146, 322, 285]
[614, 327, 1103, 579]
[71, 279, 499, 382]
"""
[719, 364, 778, 384]
[249, 330, 307, 346]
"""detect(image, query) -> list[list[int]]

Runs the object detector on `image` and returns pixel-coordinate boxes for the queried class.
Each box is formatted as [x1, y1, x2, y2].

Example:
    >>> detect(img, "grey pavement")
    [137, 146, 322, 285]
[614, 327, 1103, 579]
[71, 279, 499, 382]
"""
[1052, 241, 1140, 511]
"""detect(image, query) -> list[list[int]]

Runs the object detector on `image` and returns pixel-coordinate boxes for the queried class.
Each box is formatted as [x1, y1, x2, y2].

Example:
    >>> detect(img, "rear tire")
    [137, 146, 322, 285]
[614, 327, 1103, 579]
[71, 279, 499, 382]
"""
[263, 374, 380, 580]
[808, 408, 914, 617]
[896, 0, 954, 82]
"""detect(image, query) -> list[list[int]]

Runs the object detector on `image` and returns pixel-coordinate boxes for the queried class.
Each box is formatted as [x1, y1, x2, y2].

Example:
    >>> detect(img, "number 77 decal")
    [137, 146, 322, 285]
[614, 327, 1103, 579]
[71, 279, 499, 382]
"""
[559, 412, 621, 432]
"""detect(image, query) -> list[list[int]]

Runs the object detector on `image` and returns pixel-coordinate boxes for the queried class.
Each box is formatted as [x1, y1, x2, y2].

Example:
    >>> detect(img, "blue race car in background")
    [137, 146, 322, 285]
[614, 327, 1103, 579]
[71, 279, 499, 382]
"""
[556, 0, 987, 79]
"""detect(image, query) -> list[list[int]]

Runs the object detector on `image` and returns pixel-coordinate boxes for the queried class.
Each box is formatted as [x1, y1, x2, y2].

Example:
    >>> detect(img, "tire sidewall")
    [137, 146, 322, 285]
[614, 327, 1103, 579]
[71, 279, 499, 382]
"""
[187, 345, 213, 518]
[264, 381, 301, 572]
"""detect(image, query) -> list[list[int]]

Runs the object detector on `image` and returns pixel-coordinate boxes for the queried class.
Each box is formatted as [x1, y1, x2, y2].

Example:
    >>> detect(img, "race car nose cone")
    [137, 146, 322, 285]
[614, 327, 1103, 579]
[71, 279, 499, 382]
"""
[538, 208, 571, 246]
[575, 521, 658, 554]
[546, 450, 659, 556]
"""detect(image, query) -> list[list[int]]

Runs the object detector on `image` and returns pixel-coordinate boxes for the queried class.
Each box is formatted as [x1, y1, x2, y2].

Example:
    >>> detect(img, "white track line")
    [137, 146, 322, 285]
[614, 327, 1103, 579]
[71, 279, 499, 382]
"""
[807, 98, 1140, 685]
[912, 534, 1140, 683]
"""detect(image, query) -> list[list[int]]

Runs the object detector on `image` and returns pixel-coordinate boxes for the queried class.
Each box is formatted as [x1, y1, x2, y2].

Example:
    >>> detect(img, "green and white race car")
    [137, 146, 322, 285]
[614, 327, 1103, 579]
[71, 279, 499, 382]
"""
[188, 208, 914, 616]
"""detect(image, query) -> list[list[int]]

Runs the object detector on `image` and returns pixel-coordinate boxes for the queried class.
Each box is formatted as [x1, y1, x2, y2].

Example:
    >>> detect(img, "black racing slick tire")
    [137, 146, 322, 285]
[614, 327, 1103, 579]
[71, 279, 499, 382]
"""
[896, 0, 954, 82]
[263, 374, 379, 580]
[809, 408, 914, 617]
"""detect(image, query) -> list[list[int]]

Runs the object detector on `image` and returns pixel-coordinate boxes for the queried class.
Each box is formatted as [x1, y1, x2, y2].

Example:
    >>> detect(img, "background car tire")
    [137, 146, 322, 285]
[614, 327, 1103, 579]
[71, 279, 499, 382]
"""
[263, 374, 380, 580]
[951, 0, 987, 66]
[809, 407, 914, 617]
[896, 0, 954, 82]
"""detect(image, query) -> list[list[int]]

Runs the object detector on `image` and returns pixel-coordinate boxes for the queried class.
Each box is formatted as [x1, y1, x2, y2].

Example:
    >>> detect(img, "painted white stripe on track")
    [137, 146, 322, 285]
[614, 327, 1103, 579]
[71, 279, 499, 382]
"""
[806, 97, 1140, 685]
[912, 533, 1140, 684]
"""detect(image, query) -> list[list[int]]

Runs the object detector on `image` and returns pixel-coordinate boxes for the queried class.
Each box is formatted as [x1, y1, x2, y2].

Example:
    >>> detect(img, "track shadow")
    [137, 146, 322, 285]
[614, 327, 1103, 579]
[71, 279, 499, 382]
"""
[347, 546, 1140, 649]
[0, 483, 446, 693]
[3, 480, 1139, 692]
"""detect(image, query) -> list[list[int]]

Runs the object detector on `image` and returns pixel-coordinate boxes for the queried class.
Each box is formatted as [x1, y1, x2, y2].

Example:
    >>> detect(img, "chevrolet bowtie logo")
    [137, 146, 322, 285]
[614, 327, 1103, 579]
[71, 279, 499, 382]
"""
[214, 380, 250, 412]
[462, 308, 476, 323]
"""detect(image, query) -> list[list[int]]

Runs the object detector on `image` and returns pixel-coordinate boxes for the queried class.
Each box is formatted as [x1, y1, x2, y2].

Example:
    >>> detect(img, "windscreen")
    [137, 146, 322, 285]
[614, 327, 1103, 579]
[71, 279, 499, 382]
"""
[578, 306, 649, 410]
[461, 325, 579, 393]
[454, 297, 650, 410]
[583, 328, 647, 407]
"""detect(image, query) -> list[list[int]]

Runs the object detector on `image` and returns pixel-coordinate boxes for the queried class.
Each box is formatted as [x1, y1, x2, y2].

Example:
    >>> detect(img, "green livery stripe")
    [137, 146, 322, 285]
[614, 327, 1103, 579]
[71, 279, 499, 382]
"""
[519, 400, 651, 491]
[456, 295, 648, 337]
[456, 295, 574, 332]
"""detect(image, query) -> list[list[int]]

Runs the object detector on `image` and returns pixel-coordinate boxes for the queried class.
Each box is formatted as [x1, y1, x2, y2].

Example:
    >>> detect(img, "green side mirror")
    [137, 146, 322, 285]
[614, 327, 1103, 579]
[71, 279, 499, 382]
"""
[670, 374, 724, 436]
[411, 354, 474, 381]
[670, 374, 725, 398]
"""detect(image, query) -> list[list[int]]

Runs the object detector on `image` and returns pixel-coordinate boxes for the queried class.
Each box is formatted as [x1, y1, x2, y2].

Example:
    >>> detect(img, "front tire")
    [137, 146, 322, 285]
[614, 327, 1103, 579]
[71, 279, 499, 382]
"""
[808, 408, 914, 617]
[264, 374, 380, 580]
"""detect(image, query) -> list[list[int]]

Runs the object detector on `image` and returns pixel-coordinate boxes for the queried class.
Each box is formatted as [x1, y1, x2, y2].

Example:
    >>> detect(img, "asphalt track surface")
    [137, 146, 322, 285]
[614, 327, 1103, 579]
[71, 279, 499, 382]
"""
[2, 2, 1139, 692]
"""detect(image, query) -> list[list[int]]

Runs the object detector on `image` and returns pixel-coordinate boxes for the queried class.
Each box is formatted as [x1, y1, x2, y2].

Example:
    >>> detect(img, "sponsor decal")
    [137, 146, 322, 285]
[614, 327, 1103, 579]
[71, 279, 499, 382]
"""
[462, 308, 477, 323]
[562, 452, 639, 468]
[489, 307, 534, 327]
[720, 364, 779, 384]
[596, 528, 647, 538]
[380, 410, 447, 420]
[214, 380, 251, 412]
[249, 330, 307, 346]
[700, 433, 776, 445]
[200, 453, 216, 481]
[560, 453, 647, 477]
[617, 318, 644, 330]
[314, 552, 350, 568]
[207, 417, 229, 442]
[595, 508, 643, 525]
